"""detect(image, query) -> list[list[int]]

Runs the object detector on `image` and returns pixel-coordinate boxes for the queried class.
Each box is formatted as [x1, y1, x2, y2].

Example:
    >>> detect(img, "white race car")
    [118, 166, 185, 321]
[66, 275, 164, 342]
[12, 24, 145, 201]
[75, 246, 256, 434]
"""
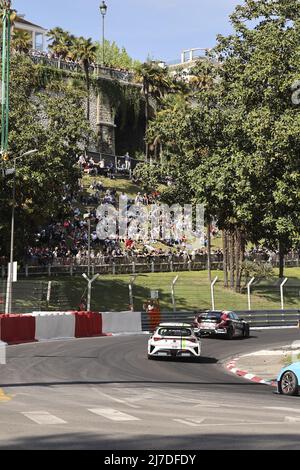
[148, 323, 201, 359]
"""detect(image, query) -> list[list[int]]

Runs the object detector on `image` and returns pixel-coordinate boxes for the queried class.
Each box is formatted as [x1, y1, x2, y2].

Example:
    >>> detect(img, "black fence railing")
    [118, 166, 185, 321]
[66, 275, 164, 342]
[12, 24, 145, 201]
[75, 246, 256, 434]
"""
[1, 254, 299, 278]
[30, 55, 136, 84]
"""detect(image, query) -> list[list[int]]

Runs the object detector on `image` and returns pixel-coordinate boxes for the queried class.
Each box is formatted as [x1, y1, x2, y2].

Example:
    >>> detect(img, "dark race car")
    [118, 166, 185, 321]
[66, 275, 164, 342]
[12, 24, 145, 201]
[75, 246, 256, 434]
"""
[193, 310, 250, 340]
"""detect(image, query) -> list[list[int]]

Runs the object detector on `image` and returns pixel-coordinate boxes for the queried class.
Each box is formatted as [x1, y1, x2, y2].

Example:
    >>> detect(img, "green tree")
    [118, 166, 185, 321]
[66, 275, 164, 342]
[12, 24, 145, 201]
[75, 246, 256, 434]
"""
[96, 39, 139, 69]
[71, 37, 97, 121]
[138, 0, 300, 287]
[135, 62, 182, 160]
[48, 27, 75, 60]
[0, 55, 92, 259]
[11, 30, 32, 54]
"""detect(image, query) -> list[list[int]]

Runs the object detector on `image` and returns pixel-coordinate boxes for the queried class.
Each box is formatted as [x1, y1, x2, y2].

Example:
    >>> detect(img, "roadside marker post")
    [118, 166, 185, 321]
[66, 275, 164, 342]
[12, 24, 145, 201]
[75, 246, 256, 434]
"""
[82, 273, 99, 311]
[247, 277, 256, 311]
[280, 278, 288, 311]
[210, 276, 218, 311]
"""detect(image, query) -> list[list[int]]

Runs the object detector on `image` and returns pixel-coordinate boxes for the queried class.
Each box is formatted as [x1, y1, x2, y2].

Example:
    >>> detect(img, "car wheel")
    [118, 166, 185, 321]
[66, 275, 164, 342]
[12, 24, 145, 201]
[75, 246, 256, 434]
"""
[226, 325, 234, 340]
[243, 325, 250, 338]
[280, 371, 299, 396]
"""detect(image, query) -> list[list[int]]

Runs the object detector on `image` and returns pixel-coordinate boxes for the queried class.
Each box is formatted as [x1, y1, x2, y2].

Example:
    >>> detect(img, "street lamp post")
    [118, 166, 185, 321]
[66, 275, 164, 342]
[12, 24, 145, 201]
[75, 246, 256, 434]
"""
[100, 1, 107, 66]
[4, 149, 38, 313]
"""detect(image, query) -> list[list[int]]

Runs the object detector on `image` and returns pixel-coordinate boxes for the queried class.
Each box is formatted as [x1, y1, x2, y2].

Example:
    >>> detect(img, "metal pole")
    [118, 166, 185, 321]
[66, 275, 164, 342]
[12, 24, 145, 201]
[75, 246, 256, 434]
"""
[247, 277, 255, 311]
[46, 281, 52, 305]
[171, 275, 179, 313]
[102, 13, 105, 65]
[280, 278, 288, 310]
[128, 275, 137, 311]
[5, 157, 15, 314]
[83, 273, 99, 312]
[88, 217, 91, 277]
[5, 10, 11, 150]
[210, 276, 218, 311]
[1, 13, 7, 151]
[1, 2, 11, 153]
[87, 281, 92, 311]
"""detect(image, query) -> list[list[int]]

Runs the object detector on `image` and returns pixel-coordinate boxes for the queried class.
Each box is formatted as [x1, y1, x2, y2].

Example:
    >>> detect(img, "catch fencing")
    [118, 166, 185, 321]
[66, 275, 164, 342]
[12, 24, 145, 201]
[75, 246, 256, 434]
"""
[1, 275, 300, 316]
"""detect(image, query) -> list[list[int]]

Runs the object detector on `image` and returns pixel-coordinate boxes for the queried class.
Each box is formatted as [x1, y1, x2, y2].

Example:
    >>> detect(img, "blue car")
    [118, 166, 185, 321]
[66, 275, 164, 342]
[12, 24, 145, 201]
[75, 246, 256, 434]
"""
[277, 362, 300, 396]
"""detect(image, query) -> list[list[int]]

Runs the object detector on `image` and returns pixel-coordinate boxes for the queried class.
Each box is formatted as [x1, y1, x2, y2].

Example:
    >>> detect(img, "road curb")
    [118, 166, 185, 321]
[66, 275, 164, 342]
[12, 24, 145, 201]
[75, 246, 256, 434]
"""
[226, 357, 277, 388]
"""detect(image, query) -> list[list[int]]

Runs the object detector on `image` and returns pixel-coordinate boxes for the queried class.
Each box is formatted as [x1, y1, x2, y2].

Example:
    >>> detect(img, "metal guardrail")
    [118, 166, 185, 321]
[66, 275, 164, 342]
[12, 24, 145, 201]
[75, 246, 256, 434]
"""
[141, 310, 300, 331]
[2, 259, 300, 278]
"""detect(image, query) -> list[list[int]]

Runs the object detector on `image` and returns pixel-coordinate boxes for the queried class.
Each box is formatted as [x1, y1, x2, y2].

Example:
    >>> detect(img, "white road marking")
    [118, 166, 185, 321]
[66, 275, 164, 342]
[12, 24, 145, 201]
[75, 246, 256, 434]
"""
[174, 418, 206, 427]
[285, 416, 300, 423]
[193, 403, 221, 408]
[91, 388, 140, 409]
[22, 411, 66, 425]
[266, 407, 300, 414]
[147, 388, 212, 404]
[88, 408, 140, 421]
[175, 419, 285, 428]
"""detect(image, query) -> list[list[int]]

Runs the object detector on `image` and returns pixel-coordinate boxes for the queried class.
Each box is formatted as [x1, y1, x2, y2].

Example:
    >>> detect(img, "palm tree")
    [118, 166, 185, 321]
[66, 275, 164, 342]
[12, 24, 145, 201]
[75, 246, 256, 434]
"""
[47, 26, 65, 42]
[71, 37, 97, 121]
[48, 27, 74, 60]
[135, 62, 180, 160]
[11, 30, 31, 54]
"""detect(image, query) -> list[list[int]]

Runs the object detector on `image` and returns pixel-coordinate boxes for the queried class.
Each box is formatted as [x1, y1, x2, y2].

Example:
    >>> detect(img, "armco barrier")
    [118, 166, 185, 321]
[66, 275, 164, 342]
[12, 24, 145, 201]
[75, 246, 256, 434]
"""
[0, 314, 36, 344]
[141, 310, 300, 331]
[102, 311, 142, 334]
[73, 311, 103, 338]
[32, 312, 75, 341]
[235, 310, 300, 328]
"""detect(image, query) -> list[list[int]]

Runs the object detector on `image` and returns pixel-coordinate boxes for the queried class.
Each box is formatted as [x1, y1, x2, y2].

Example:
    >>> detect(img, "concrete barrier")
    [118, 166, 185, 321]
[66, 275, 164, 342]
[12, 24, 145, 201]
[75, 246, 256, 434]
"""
[32, 312, 76, 341]
[0, 341, 6, 365]
[0, 314, 36, 344]
[102, 311, 142, 334]
[73, 311, 103, 338]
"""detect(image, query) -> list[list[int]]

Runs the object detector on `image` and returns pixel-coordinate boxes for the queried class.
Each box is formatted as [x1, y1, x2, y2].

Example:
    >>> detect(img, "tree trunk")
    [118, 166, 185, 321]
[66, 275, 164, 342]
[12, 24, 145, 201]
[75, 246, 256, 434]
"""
[207, 221, 212, 283]
[239, 232, 246, 288]
[279, 239, 285, 279]
[144, 85, 149, 161]
[235, 228, 242, 293]
[85, 67, 90, 122]
[229, 231, 235, 289]
[222, 230, 229, 288]
[160, 142, 163, 166]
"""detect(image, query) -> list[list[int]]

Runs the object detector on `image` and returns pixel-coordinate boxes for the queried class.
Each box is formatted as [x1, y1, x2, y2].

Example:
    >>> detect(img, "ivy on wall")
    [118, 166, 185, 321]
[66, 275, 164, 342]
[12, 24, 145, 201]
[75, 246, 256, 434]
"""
[31, 61, 146, 155]
[92, 77, 143, 130]
[34, 64, 144, 131]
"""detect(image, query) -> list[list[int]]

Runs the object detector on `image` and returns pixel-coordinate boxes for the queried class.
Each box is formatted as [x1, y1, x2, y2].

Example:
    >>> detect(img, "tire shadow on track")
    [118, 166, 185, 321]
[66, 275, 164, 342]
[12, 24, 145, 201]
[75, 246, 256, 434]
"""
[201, 335, 257, 341]
[148, 356, 217, 364]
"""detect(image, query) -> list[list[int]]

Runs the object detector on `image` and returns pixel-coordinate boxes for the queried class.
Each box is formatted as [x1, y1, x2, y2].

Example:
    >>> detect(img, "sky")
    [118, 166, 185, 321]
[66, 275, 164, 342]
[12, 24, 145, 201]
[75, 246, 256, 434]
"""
[14, 0, 242, 62]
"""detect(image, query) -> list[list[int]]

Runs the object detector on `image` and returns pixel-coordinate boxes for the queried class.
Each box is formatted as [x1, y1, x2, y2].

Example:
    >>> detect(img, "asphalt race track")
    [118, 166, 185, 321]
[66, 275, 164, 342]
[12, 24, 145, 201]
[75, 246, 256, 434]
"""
[0, 329, 300, 450]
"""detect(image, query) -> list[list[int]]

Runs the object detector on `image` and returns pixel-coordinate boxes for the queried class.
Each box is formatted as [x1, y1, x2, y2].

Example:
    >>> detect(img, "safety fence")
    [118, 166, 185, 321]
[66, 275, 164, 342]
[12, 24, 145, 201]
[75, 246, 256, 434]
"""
[1, 261, 223, 278]
[1, 275, 300, 314]
[30, 56, 136, 84]
[1, 254, 300, 278]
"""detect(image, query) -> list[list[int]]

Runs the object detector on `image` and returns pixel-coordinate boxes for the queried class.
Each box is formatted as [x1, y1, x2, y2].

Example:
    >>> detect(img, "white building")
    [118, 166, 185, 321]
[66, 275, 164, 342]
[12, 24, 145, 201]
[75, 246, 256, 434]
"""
[14, 16, 47, 51]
